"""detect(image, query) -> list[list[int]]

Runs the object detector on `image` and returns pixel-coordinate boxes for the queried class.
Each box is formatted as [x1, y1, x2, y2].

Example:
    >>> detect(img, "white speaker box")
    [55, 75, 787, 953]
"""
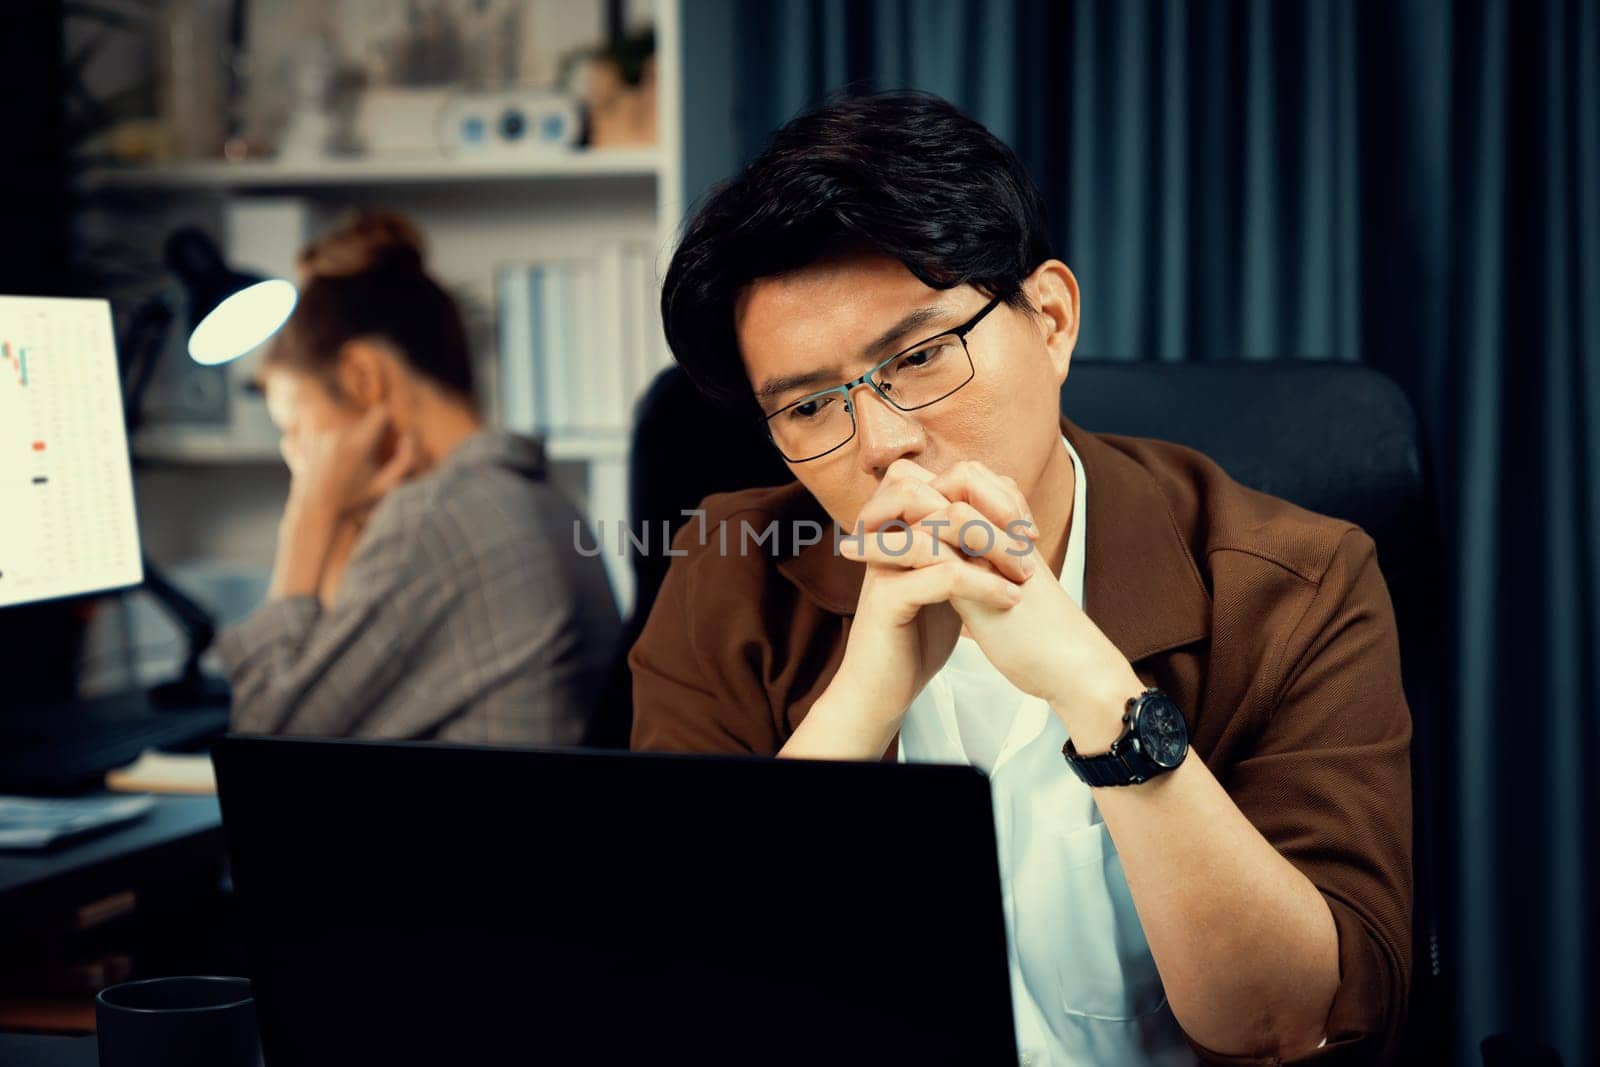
[439, 91, 582, 156]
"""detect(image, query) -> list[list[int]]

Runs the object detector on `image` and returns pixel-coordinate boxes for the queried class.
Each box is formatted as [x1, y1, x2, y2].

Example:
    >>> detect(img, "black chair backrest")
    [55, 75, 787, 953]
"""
[626, 367, 794, 635]
[587, 369, 792, 750]
[1063, 361, 1445, 1061]
[615, 361, 1446, 1057]
[1061, 363, 1431, 599]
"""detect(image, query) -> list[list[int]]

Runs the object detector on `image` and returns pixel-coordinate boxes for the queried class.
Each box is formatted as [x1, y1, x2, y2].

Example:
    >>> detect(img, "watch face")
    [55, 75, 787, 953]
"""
[1136, 695, 1190, 768]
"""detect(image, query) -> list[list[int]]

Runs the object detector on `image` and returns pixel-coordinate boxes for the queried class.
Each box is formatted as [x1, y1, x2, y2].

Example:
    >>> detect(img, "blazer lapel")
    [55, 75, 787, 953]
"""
[1064, 416, 1212, 665]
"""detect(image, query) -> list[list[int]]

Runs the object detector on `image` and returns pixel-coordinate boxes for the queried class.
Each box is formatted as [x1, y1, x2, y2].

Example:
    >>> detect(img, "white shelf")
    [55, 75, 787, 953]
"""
[131, 430, 281, 465]
[542, 433, 631, 462]
[79, 149, 662, 192]
[132, 430, 630, 465]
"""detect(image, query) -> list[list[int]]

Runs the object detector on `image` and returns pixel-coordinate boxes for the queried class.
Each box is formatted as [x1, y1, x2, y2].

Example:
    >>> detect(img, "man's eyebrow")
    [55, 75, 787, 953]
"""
[754, 304, 957, 407]
[863, 304, 951, 362]
[755, 368, 841, 406]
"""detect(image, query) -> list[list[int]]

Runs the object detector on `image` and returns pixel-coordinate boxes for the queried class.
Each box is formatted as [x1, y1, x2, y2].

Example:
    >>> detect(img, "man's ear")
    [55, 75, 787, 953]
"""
[334, 340, 391, 409]
[1025, 260, 1080, 385]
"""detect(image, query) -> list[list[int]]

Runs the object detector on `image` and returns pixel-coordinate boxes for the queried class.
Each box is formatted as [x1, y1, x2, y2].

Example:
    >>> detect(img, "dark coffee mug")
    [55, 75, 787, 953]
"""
[95, 976, 264, 1067]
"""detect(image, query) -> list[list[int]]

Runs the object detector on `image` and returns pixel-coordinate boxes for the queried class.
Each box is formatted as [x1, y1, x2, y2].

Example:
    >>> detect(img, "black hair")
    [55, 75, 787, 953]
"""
[661, 90, 1053, 416]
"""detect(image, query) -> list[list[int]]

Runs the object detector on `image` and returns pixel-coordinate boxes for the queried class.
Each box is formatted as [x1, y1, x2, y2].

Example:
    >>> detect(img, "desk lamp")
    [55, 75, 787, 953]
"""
[127, 229, 296, 708]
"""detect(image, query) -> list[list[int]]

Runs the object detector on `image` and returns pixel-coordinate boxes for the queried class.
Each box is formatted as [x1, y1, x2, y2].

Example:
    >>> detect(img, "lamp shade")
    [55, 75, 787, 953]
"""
[164, 227, 297, 366]
[186, 279, 298, 366]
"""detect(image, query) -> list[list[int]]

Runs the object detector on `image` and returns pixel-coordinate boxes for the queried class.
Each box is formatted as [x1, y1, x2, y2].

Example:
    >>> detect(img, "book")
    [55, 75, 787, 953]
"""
[543, 266, 572, 434]
[496, 264, 538, 435]
[571, 258, 608, 430]
[494, 246, 665, 440]
[630, 243, 669, 385]
[529, 265, 548, 431]
[620, 244, 647, 419]
[593, 246, 627, 429]
[0, 794, 156, 850]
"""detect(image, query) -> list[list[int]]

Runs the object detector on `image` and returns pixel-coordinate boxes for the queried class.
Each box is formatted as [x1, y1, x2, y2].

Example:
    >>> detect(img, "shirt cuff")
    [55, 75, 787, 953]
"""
[1184, 1032, 1335, 1066]
[1181, 895, 1400, 1064]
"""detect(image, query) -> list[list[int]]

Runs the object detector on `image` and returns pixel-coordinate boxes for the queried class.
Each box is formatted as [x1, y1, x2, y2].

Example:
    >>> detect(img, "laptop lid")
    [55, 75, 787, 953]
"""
[213, 736, 1017, 1065]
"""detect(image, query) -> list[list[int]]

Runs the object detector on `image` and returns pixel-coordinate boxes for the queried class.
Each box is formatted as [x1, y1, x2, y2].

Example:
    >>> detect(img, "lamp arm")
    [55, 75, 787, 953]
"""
[120, 291, 175, 436]
[116, 293, 229, 708]
[140, 554, 229, 708]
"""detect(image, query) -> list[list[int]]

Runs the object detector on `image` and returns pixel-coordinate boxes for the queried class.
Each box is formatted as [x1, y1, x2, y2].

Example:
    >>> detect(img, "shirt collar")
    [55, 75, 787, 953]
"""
[437, 429, 547, 479]
[776, 414, 1212, 667]
[1061, 432, 1087, 609]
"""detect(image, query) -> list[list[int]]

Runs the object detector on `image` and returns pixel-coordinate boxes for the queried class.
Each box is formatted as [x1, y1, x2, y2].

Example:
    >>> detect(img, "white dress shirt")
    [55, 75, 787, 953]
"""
[899, 436, 1199, 1066]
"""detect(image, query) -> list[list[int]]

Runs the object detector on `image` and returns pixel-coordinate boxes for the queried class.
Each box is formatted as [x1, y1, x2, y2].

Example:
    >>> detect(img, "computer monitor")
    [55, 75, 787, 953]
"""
[0, 295, 143, 608]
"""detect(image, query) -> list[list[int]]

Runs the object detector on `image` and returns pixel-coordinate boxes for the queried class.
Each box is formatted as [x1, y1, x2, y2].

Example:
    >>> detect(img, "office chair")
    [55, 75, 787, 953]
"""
[613, 360, 1451, 1064]
[1057, 361, 1449, 1065]
[586, 368, 791, 749]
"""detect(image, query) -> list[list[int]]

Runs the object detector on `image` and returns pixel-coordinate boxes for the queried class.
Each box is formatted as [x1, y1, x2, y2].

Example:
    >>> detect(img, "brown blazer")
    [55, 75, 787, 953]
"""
[629, 415, 1413, 1066]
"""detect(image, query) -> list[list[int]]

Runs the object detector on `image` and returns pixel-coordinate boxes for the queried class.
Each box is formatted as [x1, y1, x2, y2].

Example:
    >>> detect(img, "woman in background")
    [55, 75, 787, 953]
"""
[218, 212, 619, 744]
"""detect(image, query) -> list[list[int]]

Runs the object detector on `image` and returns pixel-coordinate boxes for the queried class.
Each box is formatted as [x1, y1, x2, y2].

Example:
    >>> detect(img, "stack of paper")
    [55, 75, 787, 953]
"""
[105, 750, 217, 795]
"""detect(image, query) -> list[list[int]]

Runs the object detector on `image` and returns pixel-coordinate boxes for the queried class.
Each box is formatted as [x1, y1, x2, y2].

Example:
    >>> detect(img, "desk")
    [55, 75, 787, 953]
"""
[0, 797, 222, 922]
[0, 1034, 97, 1065]
[0, 797, 228, 1035]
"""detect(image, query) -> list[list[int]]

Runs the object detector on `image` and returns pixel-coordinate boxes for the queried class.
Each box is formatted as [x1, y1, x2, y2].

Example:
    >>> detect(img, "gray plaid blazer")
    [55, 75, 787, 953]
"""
[219, 431, 619, 745]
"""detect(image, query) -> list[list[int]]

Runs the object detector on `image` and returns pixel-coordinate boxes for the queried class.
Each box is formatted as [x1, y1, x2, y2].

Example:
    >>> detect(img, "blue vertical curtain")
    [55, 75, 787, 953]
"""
[679, 2, 1600, 1064]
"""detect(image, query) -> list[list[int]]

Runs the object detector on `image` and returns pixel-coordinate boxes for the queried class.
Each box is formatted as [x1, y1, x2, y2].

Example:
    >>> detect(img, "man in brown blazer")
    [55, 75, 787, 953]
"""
[632, 91, 1410, 1066]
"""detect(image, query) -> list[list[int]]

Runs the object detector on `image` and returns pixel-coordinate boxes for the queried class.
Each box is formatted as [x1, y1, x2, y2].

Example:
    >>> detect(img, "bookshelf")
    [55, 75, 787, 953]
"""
[84, 0, 685, 615]
[79, 150, 664, 191]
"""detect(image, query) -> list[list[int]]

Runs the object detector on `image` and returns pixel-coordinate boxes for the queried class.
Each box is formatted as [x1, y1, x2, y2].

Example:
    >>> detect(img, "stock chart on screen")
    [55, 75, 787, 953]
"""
[0, 296, 142, 607]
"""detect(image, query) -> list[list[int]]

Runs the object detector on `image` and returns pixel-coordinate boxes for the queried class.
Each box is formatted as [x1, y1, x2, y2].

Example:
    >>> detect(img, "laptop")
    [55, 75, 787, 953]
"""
[213, 736, 1017, 1065]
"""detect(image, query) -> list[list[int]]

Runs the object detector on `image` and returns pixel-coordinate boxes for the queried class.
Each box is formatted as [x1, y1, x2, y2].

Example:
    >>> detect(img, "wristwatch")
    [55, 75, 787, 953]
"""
[1062, 687, 1190, 787]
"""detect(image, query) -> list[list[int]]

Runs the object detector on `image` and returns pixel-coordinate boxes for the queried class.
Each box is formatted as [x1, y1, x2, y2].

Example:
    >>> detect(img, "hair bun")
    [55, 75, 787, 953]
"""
[298, 210, 427, 279]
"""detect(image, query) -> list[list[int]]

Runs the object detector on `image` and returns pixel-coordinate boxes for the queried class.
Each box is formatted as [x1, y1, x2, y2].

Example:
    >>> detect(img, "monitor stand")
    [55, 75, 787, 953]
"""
[0, 558, 232, 793]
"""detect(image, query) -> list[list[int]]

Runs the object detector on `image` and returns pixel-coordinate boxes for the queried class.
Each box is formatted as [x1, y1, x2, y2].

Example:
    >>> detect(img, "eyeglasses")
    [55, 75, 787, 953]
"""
[760, 294, 1004, 463]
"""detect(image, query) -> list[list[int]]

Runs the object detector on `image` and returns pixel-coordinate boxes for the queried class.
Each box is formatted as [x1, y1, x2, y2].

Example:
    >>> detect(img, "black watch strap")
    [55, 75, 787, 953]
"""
[1062, 687, 1180, 787]
[1062, 739, 1160, 786]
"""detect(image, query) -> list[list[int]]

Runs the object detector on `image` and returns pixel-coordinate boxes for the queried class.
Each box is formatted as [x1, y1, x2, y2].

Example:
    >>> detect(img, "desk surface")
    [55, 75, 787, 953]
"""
[0, 1034, 97, 1066]
[0, 796, 222, 915]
